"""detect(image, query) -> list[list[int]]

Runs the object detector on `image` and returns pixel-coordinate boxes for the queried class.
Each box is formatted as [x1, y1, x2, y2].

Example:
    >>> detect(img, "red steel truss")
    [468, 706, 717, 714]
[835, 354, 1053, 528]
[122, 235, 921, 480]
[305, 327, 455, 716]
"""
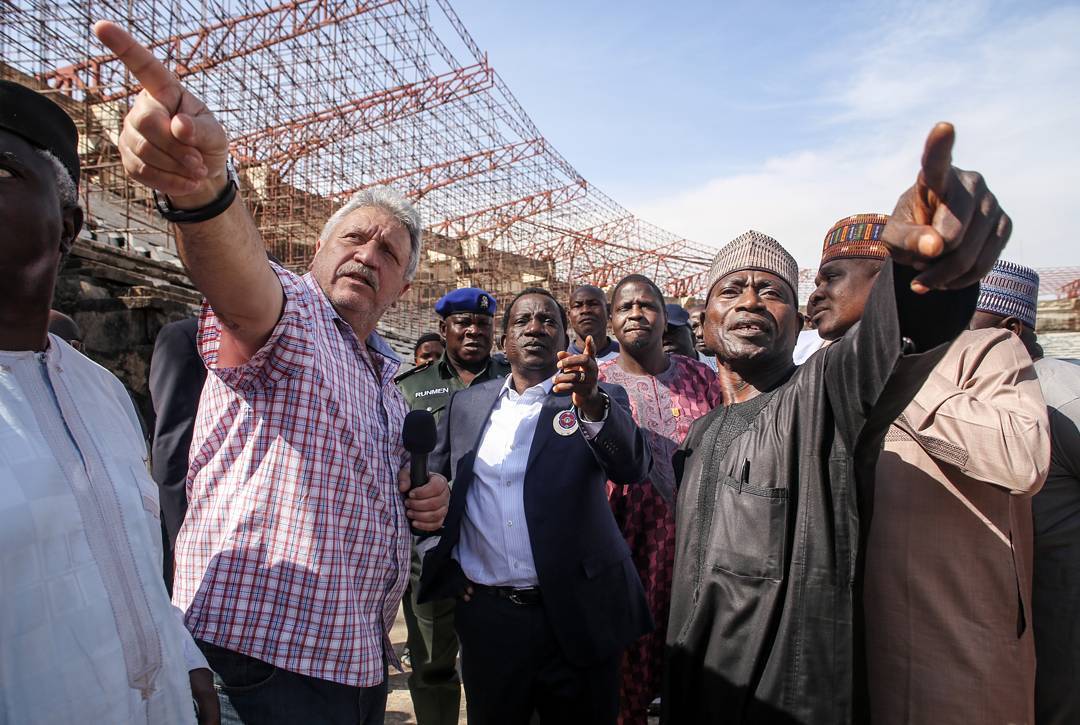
[336, 137, 548, 202]
[2, 0, 716, 342]
[232, 61, 495, 170]
[428, 182, 589, 240]
[43, 1, 399, 102]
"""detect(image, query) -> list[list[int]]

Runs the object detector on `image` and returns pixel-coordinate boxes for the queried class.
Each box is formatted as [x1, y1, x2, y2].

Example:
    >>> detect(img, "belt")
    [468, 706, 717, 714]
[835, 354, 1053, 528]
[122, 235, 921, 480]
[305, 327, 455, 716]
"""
[470, 582, 542, 606]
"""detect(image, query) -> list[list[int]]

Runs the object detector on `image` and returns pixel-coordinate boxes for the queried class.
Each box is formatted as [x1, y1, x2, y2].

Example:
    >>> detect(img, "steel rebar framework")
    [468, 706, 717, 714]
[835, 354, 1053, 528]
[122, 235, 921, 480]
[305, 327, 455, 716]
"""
[1, 0, 715, 341]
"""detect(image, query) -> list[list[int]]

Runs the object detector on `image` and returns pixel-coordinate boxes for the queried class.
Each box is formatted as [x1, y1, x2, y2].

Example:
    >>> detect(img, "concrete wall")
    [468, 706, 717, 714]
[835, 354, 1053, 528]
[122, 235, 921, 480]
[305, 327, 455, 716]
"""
[1037, 298, 1080, 333]
[53, 238, 200, 430]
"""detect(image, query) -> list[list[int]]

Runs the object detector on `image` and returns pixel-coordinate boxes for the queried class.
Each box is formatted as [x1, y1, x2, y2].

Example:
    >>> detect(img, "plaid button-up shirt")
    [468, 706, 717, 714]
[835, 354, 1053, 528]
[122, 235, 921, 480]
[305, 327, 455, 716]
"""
[172, 265, 410, 687]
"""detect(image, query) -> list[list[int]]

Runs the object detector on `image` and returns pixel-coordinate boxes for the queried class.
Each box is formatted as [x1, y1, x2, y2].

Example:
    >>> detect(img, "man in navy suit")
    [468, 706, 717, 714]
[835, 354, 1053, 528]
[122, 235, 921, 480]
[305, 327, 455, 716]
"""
[419, 286, 653, 725]
[149, 316, 206, 591]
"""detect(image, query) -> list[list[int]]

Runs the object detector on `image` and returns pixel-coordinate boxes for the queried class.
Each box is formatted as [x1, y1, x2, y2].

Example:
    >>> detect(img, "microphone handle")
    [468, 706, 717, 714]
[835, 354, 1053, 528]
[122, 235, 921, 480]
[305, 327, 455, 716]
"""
[408, 453, 429, 537]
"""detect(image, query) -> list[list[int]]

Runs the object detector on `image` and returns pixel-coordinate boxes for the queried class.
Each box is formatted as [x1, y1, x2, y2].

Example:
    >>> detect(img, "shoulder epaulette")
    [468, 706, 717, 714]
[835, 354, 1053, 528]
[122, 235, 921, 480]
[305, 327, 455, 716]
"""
[394, 361, 433, 384]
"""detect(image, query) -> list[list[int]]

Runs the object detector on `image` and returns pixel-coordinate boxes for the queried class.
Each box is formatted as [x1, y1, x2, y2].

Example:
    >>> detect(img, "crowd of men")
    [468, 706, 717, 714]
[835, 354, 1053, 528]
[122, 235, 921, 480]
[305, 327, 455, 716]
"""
[1, 17, 1079, 725]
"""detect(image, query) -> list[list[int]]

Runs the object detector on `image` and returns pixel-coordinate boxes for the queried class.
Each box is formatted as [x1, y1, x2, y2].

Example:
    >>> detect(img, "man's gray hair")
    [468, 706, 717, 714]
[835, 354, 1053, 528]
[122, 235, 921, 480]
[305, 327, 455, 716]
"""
[34, 148, 79, 266]
[34, 148, 78, 209]
[320, 185, 423, 281]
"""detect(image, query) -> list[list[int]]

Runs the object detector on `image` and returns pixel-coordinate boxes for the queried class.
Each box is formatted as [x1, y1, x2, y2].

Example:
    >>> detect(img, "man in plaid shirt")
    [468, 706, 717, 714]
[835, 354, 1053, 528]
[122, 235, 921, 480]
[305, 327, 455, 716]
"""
[95, 21, 451, 725]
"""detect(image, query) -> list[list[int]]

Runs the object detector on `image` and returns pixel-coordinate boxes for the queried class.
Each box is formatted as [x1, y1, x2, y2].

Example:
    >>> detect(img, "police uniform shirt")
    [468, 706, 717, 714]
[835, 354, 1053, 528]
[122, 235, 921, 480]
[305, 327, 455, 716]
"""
[395, 352, 510, 420]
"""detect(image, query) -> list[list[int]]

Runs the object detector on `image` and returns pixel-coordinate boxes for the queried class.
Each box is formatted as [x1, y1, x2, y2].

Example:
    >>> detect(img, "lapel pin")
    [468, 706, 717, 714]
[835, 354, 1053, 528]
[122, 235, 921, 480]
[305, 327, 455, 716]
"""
[553, 409, 579, 436]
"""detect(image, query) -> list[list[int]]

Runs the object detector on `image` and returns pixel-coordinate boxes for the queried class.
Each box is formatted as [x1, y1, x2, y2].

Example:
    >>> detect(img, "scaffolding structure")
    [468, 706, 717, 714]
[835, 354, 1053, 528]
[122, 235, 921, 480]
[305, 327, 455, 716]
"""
[1, 0, 716, 341]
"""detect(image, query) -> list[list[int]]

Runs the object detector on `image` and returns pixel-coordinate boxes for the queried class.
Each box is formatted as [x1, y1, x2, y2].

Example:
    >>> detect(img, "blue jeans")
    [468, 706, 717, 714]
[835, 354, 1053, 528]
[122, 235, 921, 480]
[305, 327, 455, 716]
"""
[197, 640, 388, 725]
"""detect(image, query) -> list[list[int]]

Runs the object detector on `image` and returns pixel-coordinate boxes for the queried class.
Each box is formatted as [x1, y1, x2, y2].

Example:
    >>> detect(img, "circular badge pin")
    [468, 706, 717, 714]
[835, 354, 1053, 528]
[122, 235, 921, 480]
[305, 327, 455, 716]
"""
[554, 409, 579, 436]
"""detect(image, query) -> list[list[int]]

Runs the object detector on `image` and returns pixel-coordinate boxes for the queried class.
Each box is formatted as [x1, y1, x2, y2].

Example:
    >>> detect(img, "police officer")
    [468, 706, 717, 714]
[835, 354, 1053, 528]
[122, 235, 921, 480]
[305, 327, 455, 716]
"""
[394, 286, 509, 725]
[397, 287, 509, 417]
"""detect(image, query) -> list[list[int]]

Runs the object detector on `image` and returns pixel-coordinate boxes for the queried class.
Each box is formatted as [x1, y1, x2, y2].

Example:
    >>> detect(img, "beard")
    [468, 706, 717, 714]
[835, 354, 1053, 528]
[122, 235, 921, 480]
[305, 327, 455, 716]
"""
[714, 334, 772, 363]
[711, 326, 800, 375]
[619, 330, 658, 355]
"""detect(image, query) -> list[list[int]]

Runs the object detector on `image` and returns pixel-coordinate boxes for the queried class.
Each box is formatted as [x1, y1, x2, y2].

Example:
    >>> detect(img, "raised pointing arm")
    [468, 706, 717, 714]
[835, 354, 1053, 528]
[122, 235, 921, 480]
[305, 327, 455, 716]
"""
[826, 123, 1011, 453]
[93, 21, 283, 366]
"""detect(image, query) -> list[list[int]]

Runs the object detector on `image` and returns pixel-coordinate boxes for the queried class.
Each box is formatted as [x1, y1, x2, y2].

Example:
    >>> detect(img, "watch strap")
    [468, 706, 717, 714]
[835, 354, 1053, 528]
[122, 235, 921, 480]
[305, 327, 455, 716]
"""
[154, 159, 238, 224]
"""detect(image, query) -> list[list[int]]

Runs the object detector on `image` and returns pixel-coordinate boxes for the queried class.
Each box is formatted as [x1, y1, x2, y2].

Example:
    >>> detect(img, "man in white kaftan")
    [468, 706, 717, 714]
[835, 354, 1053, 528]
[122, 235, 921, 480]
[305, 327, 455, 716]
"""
[0, 336, 209, 723]
[0, 78, 217, 724]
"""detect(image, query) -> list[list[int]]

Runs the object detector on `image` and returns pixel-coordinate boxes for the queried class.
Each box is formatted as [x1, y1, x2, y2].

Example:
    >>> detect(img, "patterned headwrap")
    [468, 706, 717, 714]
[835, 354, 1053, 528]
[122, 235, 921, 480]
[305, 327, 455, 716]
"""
[706, 230, 799, 299]
[976, 260, 1040, 329]
[820, 213, 890, 264]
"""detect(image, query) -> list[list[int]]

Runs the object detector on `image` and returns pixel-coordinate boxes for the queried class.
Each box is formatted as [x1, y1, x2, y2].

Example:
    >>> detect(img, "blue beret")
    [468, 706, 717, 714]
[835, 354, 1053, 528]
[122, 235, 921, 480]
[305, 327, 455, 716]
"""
[665, 304, 690, 327]
[435, 287, 497, 317]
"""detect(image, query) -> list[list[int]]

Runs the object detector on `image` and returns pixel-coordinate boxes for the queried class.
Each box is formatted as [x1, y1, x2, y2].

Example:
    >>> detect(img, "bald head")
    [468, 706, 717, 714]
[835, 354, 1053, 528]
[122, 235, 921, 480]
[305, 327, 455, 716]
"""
[568, 284, 609, 344]
[48, 310, 82, 346]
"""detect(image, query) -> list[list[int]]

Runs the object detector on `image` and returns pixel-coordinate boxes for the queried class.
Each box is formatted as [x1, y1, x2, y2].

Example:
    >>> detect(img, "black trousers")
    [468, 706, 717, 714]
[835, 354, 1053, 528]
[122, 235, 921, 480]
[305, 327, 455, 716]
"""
[454, 589, 620, 725]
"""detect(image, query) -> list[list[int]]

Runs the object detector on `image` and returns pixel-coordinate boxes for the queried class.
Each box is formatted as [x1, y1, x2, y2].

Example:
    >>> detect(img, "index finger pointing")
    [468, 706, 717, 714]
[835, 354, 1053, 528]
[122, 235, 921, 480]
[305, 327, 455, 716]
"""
[583, 335, 595, 357]
[919, 122, 955, 199]
[93, 21, 181, 107]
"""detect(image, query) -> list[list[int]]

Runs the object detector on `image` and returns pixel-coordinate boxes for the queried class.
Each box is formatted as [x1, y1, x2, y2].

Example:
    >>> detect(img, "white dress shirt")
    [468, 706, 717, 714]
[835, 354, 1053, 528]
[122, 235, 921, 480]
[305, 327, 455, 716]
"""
[0, 336, 204, 724]
[793, 329, 828, 365]
[454, 375, 603, 588]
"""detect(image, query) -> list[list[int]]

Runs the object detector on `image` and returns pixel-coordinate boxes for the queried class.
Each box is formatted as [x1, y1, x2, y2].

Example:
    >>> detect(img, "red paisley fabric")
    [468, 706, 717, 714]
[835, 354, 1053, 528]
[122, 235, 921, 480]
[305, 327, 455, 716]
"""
[598, 354, 723, 725]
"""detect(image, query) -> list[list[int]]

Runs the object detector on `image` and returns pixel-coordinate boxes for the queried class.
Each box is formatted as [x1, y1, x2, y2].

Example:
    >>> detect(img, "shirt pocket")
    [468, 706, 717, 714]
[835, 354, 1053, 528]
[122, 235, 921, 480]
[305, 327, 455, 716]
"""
[128, 462, 160, 520]
[707, 474, 788, 581]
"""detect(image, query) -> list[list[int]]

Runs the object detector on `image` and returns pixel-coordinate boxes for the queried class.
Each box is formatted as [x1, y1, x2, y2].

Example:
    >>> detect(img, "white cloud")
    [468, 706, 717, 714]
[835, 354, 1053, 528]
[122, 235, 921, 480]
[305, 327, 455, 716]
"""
[633, 1, 1080, 271]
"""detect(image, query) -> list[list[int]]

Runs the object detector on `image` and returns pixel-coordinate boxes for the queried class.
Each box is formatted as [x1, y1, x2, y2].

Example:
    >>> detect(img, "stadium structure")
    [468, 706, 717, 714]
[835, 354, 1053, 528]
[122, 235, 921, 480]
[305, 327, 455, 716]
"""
[2, 0, 717, 345]
[2, 1, 1077, 362]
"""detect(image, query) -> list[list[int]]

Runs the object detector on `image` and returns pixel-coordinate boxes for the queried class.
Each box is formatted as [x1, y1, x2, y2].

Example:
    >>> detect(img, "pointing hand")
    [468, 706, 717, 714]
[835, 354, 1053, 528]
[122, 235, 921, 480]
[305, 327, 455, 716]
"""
[883, 122, 1011, 293]
[92, 21, 229, 207]
[555, 335, 604, 420]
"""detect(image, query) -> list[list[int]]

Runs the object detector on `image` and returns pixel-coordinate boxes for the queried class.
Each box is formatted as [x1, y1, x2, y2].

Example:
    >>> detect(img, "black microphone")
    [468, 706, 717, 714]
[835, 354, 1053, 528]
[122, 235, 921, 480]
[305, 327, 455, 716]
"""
[402, 409, 438, 537]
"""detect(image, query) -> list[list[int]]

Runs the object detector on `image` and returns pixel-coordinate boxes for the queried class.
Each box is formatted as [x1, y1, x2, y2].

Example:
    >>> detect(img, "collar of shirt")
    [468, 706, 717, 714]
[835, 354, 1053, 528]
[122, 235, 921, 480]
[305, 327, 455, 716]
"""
[302, 272, 400, 378]
[437, 352, 497, 383]
[570, 337, 619, 356]
[499, 374, 555, 403]
[0, 333, 71, 365]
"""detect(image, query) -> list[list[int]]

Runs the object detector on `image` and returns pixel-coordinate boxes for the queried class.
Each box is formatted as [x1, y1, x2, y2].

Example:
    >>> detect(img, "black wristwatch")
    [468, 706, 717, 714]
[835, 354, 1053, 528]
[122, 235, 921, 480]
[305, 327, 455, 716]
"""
[153, 156, 239, 223]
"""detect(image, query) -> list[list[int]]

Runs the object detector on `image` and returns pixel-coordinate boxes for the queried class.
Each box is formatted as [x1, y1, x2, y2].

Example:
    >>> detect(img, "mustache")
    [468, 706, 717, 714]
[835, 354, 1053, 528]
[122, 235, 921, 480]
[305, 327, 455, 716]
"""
[336, 262, 379, 292]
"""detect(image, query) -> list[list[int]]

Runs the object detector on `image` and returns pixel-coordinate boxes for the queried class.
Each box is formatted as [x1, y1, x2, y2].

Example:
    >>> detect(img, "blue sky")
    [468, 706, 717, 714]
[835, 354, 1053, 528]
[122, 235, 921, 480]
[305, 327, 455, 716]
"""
[448, 0, 1080, 269]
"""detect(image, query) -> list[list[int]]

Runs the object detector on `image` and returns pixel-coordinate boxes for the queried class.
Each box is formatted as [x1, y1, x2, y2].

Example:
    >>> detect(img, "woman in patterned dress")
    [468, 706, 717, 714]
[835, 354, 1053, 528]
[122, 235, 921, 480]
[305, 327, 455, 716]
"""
[598, 274, 723, 725]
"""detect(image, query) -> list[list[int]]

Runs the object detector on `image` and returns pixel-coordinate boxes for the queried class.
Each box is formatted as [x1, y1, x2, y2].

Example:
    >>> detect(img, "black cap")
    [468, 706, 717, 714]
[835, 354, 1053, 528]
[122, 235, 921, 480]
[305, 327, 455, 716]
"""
[0, 80, 80, 189]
